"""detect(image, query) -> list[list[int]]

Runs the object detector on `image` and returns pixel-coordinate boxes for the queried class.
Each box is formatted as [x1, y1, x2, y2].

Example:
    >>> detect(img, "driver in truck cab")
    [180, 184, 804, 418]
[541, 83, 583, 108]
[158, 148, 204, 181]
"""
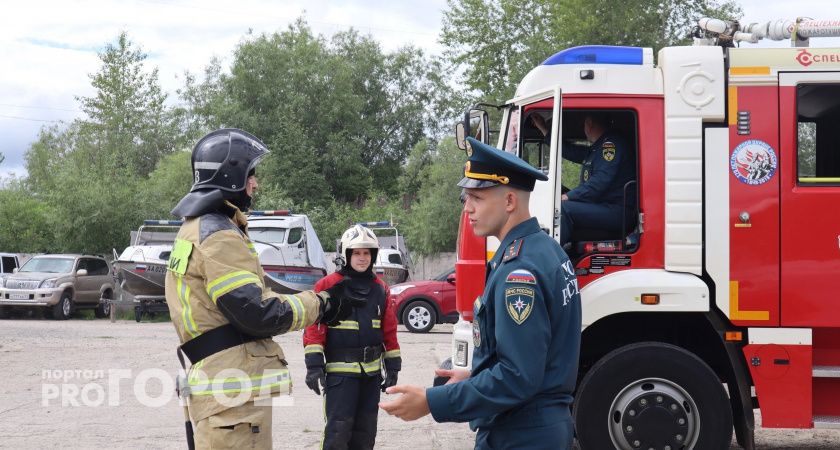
[532, 112, 636, 245]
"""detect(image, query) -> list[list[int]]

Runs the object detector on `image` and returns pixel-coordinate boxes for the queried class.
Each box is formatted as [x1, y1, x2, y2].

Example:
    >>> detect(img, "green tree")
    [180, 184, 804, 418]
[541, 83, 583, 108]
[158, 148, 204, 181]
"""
[77, 31, 182, 177]
[441, 0, 742, 102]
[141, 150, 193, 218]
[182, 20, 441, 206]
[0, 179, 52, 252]
[402, 137, 464, 256]
[23, 32, 183, 253]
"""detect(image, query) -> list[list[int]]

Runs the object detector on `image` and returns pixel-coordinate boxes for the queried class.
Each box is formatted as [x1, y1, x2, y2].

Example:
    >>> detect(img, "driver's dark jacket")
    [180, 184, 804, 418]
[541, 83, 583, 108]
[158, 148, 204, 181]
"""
[563, 132, 635, 205]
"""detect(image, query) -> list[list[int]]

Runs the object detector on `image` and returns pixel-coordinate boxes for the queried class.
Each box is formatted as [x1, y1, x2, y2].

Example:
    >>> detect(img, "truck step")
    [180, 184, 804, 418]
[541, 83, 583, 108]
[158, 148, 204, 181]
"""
[813, 415, 840, 429]
[812, 366, 840, 378]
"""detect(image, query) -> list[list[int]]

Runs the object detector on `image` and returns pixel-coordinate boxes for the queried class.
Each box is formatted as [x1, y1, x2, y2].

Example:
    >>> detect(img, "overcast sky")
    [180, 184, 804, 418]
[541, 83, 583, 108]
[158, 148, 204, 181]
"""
[1, 0, 838, 178]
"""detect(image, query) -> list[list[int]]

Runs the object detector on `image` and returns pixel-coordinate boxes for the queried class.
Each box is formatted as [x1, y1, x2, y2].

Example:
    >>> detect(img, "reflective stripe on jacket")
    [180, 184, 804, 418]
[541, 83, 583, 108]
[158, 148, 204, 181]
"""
[165, 204, 323, 422]
[303, 272, 401, 376]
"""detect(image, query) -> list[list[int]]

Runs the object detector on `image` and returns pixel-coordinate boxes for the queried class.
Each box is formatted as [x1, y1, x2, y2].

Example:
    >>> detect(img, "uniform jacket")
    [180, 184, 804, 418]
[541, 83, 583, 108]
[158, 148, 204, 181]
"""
[303, 272, 401, 377]
[164, 204, 323, 422]
[426, 217, 582, 430]
[564, 132, 635, 205]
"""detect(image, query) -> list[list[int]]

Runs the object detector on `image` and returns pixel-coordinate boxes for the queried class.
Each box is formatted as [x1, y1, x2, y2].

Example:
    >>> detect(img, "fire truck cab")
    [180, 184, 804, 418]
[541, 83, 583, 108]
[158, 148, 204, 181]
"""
[451, 18, 840, 450]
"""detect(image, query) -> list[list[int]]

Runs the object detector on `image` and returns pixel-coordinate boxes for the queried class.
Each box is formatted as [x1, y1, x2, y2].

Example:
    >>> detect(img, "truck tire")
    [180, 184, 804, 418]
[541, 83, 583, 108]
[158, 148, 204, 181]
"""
[402, 300, 436, 333]
[134, 306, 142, 323]
[51, 292, 74, 320]
[94, 290, 112, 318]
[574, 342, 733, 450]
[0, 306, 8, 319]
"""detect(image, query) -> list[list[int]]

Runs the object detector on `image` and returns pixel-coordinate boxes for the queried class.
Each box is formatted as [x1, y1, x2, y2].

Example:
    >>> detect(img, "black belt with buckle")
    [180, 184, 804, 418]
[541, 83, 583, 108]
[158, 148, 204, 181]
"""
[325, 346, 383, 363]
[179, 323, 261, 366]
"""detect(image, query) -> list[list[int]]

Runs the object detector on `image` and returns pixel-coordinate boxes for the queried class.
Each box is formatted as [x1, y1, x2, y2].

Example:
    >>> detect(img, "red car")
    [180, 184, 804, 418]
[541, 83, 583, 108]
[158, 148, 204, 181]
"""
[389, 268, 459, 333]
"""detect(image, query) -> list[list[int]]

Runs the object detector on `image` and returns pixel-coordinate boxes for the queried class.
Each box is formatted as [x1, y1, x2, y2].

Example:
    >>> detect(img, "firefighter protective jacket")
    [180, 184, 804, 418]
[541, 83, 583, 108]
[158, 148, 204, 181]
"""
[164, 204, 324, 422]
[303, 272, 401, 376]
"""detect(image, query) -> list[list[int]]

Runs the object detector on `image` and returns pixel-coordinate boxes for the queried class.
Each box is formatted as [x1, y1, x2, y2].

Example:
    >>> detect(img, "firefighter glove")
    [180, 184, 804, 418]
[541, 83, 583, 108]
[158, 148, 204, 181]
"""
[320, 277, 366, 326]
[305, 367, 326, 395]
[381, 370, 399, 392]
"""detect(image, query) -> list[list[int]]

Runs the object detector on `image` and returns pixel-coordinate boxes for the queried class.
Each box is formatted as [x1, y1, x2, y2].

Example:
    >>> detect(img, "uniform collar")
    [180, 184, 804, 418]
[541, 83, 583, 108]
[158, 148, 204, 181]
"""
[494, 217, 540, 262]
[590, 133, 607, 148]
[226, 201, 249, 230]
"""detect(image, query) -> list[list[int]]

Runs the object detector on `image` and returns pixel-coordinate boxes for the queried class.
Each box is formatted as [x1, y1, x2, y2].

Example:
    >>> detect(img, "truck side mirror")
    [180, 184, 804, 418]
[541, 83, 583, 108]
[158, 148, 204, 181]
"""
[455, 122, 467, 150]
[76, 269, 88, 276]
[12, 268, 18, 274]
[455, 107, 491, 152]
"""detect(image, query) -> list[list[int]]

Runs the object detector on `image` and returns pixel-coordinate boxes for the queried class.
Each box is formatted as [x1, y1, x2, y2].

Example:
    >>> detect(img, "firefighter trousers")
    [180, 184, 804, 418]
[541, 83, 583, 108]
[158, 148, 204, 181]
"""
[194, 400, 272, 450]
[322, 373, 381, 450]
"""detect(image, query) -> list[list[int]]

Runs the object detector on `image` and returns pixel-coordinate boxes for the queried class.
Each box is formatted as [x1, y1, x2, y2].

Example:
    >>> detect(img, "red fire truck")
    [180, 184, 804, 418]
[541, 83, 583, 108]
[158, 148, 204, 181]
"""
[449, 18, 840, 449]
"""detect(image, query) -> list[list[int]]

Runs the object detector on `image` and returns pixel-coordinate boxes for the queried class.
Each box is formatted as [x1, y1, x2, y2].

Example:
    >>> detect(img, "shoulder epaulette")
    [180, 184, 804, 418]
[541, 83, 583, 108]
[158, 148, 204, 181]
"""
[199, 213, 240, 243]
[502, 239, 523, 263]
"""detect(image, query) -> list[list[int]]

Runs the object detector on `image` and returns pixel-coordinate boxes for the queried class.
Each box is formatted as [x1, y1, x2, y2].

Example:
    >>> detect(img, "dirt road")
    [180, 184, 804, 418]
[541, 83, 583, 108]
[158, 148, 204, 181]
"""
[0, 318, 837, 449]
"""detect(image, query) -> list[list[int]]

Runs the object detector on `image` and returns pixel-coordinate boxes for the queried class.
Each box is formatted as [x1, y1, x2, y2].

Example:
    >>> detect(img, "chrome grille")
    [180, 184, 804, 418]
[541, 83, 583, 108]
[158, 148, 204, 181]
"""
[6, 280, 40, 290]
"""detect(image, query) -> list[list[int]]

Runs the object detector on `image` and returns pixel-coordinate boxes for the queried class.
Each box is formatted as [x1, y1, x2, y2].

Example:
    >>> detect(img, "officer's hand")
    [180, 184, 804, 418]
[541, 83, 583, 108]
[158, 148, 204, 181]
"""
[381, 370, 399, 392]
[379, 385, 431, 421]
[305, 367, 326, 395]
[433, 368, 470, 385]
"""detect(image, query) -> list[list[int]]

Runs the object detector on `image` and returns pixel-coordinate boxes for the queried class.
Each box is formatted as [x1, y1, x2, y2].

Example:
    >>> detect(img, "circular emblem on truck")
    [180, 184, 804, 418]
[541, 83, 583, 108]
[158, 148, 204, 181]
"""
[730, 140, 777, 185]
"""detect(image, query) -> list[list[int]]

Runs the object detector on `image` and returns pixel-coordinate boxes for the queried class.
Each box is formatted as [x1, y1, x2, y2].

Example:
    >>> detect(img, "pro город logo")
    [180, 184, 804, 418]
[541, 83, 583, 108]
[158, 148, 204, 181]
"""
[730, 140, 777, 185]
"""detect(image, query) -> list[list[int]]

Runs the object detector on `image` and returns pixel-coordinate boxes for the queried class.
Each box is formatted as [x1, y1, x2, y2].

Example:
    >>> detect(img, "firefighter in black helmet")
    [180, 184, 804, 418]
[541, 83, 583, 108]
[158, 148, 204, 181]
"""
[165, 128, 362, 450]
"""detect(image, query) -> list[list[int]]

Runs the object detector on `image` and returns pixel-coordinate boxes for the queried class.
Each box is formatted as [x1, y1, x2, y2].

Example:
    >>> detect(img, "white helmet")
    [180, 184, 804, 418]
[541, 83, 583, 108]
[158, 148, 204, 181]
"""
[338, 225, 379, 270]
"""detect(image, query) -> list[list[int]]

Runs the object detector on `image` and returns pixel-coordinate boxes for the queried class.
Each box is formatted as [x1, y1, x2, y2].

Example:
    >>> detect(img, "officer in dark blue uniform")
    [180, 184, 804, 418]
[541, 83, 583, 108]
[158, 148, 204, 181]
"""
[560, 112, 636, 245]
[379, 137, 582, 450]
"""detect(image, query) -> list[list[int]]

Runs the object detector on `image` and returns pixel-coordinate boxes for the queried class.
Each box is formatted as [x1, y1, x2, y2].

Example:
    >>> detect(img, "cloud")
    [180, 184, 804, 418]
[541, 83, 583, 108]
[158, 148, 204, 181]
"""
[18, 38, 104, 53]
[0, 0, 448, 178]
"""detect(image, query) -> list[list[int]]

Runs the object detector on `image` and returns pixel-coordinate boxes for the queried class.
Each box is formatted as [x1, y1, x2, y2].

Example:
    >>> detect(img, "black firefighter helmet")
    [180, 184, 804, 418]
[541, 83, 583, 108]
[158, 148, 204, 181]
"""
[191, 128, 269, 193]
[171, 128, 269, 218]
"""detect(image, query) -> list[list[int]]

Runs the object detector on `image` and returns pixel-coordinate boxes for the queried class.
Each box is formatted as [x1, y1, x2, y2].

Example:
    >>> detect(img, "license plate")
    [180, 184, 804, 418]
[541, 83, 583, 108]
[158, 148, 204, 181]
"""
[9, 293, 30, 300]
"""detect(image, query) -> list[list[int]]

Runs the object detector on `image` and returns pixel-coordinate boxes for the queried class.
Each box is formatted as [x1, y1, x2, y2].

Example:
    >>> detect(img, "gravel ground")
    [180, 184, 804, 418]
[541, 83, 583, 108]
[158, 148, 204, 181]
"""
[0, 316, 838, 449]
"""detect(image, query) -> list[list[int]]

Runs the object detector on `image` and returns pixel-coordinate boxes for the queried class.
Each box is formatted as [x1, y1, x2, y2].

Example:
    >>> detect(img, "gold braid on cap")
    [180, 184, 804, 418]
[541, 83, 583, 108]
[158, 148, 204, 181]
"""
[464, 161, 510, 184]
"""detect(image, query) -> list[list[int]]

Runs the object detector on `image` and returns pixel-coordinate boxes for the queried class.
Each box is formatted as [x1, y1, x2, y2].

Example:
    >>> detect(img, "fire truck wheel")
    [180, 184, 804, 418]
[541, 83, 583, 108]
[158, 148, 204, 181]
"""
[574, 342, 732, 450]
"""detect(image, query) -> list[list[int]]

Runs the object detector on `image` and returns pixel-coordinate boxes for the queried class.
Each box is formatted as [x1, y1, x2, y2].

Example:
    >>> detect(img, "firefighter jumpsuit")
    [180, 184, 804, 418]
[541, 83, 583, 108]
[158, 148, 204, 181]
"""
[303, 272, 401, 450]
[165, 204, 325, 449]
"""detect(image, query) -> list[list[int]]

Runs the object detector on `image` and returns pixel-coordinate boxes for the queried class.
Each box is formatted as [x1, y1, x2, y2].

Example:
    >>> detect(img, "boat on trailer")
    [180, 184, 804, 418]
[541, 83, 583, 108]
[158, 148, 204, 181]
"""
[247, 210, 329, 294]
[113, 220, 181, 321]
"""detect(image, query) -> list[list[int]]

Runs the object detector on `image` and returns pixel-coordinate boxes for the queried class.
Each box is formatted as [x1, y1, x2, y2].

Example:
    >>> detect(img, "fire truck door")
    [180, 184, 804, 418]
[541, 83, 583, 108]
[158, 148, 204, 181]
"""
[779, 72, 840, 327]
[513, 86, 563, 241]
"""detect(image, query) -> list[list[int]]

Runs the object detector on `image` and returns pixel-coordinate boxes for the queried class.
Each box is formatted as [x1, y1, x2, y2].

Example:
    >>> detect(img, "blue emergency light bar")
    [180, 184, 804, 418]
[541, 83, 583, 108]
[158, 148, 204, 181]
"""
[542, 45, 643, 66]
[249, 210, 292, 216]
[143, 220, 183, 226]
[358, 221, 392, 227]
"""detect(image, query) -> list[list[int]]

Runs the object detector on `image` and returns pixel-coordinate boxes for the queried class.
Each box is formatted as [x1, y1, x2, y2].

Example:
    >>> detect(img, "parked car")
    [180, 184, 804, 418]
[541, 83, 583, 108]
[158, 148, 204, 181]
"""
[390, 267, 458, 333]
[0, 254, 114, 320]
[0, 253, 19, 276]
